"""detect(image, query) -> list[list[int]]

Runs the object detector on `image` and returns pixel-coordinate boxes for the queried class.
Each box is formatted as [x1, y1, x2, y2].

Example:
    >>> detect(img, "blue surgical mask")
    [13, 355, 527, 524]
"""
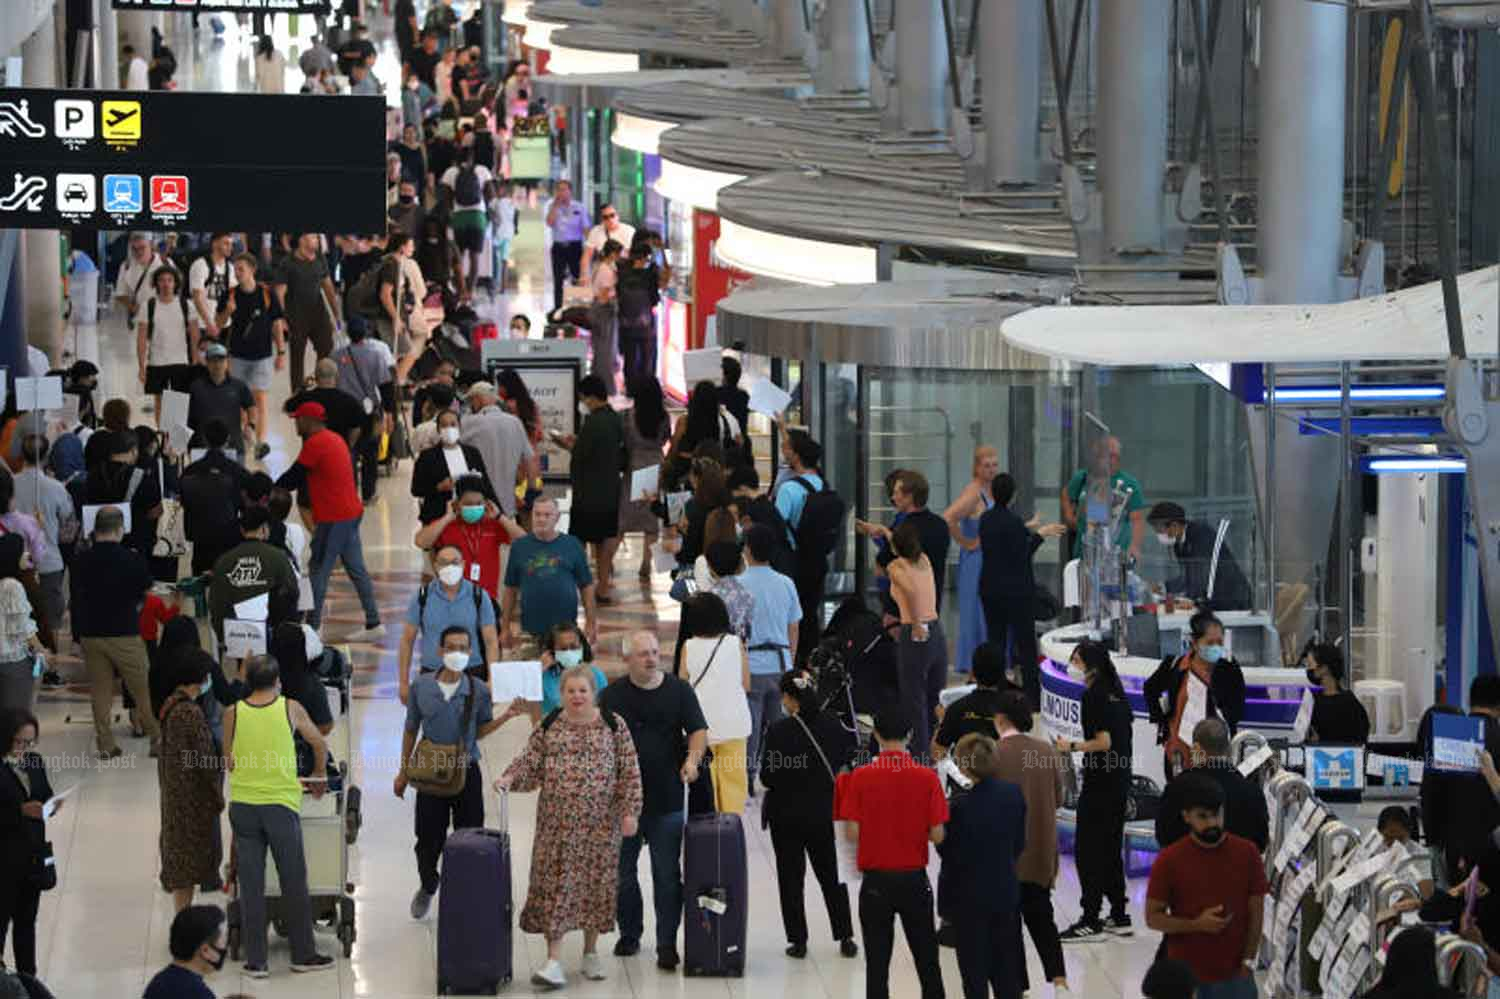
[555, 648, 583, 668]
[1199, 644, 1224, 665]
[200, 677, 213, 697]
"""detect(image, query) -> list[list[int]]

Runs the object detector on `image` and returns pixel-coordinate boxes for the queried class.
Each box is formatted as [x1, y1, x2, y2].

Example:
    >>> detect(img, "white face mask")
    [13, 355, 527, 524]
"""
[200, 677, 213, 697]
[437, 564, 464, 587]
[1156, 531, 1173, 546]
[440, 426, 460, 446]
[442, 650, 469, 671]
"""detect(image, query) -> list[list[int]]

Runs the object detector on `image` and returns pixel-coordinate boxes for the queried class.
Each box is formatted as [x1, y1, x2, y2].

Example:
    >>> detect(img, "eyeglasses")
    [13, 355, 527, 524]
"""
[602, 213, 617, 220]
[12, 738, 35, 750]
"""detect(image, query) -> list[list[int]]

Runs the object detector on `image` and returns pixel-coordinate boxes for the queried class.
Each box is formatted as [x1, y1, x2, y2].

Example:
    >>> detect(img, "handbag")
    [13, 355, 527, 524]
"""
[152, 458, 188, 559]
[402, 683, 476, 798]
[1031, 583, 1062, 622]
[30, 840, 56, 892]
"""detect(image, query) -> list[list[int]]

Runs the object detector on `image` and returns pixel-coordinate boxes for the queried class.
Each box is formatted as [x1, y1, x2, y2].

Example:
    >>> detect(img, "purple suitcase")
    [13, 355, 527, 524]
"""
[681, 812, 748, 977]
[437, 803, 512, 995]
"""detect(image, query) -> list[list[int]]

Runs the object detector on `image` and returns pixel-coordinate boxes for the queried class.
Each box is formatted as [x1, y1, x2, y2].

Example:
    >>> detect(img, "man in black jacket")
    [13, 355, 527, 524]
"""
[179, 420, 246, 576]
[1146, 502, 1251, 611]
[978, 473, 1065, 709]
[1419, 679, 1500, 883]
[74, 506, 160, 757]
[1155, 718, 1268, 852]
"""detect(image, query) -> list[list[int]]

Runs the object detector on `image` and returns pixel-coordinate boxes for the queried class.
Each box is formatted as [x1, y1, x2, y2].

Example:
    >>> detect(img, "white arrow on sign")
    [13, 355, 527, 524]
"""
[0, 100, 45, 139]
[0, 174, 48, 212]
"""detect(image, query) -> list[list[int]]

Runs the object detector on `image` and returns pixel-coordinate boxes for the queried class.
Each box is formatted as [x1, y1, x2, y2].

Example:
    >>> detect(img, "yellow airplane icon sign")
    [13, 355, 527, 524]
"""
[101, 101, 141, 145]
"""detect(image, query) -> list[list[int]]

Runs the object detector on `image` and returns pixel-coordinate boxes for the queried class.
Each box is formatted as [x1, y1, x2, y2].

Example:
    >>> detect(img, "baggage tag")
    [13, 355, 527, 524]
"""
[698, 894, 727, 915]
[363, 397, 374, 415]
[470, 562, 481, 583]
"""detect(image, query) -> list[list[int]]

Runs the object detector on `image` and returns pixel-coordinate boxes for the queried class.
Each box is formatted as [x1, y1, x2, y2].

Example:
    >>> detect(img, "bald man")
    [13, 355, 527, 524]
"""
[598, 630, 708, 969]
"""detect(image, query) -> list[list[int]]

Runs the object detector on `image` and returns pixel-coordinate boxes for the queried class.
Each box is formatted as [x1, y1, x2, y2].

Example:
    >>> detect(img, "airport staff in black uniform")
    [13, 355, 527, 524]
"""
[1146, 502, 1251, 611]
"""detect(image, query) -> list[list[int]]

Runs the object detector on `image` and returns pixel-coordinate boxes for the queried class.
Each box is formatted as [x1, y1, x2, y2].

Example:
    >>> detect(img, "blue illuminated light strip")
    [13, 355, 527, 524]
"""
[1362, 457, 1467, 474]
[1262, 384, 1446, 403]
[1297, 417, 1446, 437]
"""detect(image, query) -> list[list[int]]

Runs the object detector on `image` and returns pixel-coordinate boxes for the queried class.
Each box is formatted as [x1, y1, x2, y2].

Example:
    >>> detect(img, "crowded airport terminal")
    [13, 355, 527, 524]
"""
[0, 0, 1498, 996]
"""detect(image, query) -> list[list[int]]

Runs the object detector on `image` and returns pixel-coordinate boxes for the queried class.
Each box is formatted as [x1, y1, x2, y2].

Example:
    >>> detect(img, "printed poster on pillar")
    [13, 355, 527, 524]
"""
[0, 89, 385, 231]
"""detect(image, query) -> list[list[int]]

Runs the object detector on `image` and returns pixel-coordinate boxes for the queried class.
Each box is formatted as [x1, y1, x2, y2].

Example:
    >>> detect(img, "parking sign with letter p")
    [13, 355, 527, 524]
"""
[54, 100, 93, 141]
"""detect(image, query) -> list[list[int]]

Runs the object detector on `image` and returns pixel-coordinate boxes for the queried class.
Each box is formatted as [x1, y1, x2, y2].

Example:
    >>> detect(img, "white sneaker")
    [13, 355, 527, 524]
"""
[581, 953, 606, 981]
[1054, 987, 1074, 998]
[531, 959, 565, 989]
[346, 624, 386, 643]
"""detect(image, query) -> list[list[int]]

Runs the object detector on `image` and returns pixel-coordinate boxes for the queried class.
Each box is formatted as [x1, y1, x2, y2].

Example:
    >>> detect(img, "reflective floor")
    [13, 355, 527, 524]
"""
[24, 11, 1164, 998]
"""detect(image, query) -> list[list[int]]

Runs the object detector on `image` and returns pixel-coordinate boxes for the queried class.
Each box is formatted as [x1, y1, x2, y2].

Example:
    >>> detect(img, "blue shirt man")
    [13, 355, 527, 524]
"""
[502, 504, 595, 641]
[399, 545, 498, 705]
[740, 524, 802, 790]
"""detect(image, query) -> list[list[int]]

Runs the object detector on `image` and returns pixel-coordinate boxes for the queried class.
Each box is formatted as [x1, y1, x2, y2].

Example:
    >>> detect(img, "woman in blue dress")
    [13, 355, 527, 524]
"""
[944, 446, 999, 674]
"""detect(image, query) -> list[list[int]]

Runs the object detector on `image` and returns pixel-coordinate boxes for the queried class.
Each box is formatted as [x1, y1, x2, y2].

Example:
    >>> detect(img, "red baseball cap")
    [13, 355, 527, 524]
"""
[292, 402, 326, 421]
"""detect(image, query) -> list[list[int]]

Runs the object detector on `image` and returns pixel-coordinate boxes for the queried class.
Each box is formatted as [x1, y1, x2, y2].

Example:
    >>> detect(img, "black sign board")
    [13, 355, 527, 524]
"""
[112, 1, 332, 12]
[0, 89, 385, 232]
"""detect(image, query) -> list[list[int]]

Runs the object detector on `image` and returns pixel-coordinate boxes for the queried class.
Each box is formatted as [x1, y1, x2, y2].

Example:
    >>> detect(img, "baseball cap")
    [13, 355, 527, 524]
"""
[292, 401, 327, 421]
[464, 381, 496, 400]
[203, 342, 228, 359]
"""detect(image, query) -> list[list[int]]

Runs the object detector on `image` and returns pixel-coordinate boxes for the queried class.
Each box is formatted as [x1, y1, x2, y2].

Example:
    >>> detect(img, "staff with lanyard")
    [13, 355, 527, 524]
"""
[738, 524, 802, 797]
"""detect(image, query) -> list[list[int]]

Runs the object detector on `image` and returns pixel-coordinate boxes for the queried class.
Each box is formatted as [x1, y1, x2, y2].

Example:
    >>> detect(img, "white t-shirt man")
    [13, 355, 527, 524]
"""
[585, 221, 636, 256]
[116, 252, 167, 316]
[126, 56, 149, 91]
[440, 164, 494, 213]
[141, 295, 193, 367]
[189, 255, 233, 323]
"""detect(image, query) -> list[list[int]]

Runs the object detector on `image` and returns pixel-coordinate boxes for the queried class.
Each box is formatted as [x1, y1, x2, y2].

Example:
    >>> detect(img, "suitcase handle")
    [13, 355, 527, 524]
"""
[498, 785, 509, 834]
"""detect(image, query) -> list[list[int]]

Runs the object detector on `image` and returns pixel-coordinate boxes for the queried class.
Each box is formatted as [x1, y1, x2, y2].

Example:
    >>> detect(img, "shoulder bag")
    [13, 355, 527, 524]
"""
[403, 682, 476, 797]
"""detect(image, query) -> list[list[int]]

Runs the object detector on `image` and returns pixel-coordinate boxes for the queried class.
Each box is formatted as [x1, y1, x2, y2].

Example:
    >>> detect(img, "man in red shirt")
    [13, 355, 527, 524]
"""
[1145, 773, 1266, 999]
[836, 707, 948, 999]
[275, 402, 382, 640]
[412, 474, 522, 601]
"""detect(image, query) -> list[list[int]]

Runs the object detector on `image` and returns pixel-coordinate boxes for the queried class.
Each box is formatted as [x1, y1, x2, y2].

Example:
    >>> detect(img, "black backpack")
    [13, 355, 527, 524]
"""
[178, 462, 240, 547]
[454, 164, 482, 205]
[345, 254, 396, 319]
[789, 476, 846, 562]
[741, 496, 797, 578]
[616, 267, 658, 328]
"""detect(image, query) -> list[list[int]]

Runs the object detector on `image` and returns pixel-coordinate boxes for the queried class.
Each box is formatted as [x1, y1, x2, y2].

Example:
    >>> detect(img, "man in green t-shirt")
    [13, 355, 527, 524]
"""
[1060, 435, 1147, 560]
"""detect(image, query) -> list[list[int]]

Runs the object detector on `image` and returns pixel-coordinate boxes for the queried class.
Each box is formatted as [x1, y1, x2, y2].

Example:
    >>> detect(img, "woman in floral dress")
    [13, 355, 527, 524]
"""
[497, 666, 643, 990]
[157, 655, 224, 912]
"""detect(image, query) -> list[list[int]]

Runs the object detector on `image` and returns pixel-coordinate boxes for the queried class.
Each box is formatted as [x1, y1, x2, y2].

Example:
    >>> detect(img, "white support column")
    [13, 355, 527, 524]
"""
[1098, 0, 1171, 253]
[895, 0, 947, 134]
[773, 0, 808, 61]
[19, 14, 63, 369]
[1258, 0, 1348, 304]
[98, 0, 118, 89]
[827, 0, 870, 93]
[979, 0, 1041, 184]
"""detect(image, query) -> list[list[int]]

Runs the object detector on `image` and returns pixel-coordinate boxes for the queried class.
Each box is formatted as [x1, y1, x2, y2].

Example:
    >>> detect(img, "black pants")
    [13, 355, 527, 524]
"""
[414, 761, 485, 894]
[982, 594, 1040, 710]
[620, 324, 656, 386]
[0, 876, 40, 976]
[859, 870, 944, 999]
[769, 816, 852, 945]
[794, 557, 827, 667]
[1075, 783, 1128, 923]
[354, 422, 380, 501]
[550, 241, 583, 310]
[954, 909, 1019, 999]
[1016, 880, 1066, 990]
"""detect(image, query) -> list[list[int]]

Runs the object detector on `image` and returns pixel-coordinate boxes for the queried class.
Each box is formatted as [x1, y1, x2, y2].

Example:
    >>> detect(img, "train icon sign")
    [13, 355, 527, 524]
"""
[150, 175, 189, 215]
[104, 174, 142, 214]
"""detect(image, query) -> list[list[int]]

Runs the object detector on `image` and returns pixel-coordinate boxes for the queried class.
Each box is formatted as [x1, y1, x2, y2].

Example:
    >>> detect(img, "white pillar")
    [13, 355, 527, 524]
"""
[1099, 0, 1171, 252]
[19, 15, 63, 368]
[979, 0, 1041, 184]
[895, 0, 947, 135]
[1258, 0, 1348, 304]
[773, 0, 807, 61]
[827, 0, 869, 92]
[1373, 466, 1439, 735]
[98, 0, 119, 89]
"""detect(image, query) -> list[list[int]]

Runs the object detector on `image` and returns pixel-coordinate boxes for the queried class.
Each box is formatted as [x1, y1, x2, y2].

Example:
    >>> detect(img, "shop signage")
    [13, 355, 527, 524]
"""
[0, 89, 384, 231]
[112, 1, 332, 12]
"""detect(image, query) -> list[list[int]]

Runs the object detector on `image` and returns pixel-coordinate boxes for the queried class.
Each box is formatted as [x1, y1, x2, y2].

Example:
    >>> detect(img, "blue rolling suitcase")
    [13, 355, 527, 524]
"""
[436, 794, 512, 995]
[681, 811, 748, 977]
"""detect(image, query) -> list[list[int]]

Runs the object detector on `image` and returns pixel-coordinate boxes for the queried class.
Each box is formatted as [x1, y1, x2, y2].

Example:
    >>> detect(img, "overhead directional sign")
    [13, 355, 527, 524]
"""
[0, 89, 385, 232]
[112, 1, 332, 12]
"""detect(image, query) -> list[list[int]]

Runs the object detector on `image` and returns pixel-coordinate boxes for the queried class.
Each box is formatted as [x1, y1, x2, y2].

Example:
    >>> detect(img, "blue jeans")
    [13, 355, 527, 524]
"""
[1196, 973, 1258, 999]
[617, 809, 685, 950]
[746, 672, 784, 785]
[309, 516, 378, 630]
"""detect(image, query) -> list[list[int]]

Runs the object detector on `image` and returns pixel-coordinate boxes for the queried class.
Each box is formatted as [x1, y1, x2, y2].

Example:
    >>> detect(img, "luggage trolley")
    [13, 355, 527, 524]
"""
[226, 666, 360, 959]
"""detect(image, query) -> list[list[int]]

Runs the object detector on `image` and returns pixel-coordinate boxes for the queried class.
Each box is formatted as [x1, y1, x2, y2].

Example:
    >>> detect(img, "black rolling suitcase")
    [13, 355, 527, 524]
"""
[681, 811, 748, 977]
[436, 793, 512, 995]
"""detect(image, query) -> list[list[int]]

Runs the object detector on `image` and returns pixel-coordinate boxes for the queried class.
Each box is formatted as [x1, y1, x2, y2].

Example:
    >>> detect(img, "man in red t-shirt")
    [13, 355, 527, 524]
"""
[276, 402, 382, 639]
[1145, 773, 1266, 998]
[412, 474, 522, 600]
[835, 707, 948, 999]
